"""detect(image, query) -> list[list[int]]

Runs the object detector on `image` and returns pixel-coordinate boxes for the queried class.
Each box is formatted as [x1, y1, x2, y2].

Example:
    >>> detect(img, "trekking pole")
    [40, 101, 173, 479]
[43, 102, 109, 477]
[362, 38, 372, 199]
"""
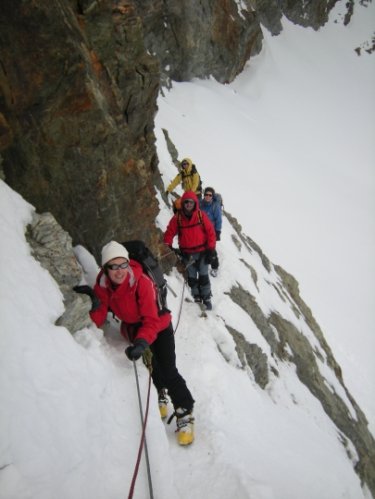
[128, 361, 154, 499]
[166, 282, 177, 298]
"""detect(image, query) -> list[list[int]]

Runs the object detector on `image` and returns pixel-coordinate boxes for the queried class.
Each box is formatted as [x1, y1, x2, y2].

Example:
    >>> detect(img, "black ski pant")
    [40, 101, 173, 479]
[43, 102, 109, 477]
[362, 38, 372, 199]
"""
[150, 322, 195, 412]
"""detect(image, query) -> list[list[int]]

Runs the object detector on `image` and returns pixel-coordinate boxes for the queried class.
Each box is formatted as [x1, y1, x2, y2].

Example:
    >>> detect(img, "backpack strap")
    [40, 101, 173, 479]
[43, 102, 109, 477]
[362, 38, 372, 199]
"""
[176, 208, 207, 251]
[181, 164, 198, 179]
[198, 209, 203, 225]
[134, 273, 167, 316]
[177, 209, 204, 230]
[181, 170, 193, 179]
[177, 210, 208, 253]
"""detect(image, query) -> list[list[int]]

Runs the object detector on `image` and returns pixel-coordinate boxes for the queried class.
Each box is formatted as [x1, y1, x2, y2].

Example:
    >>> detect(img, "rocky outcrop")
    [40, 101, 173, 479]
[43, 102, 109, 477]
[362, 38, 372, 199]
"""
[226, 324, 270, 388]
[26, 212, 91, 333]
[134, 0, 343, 84]
[225, 218, 375, 496]
[268, 310, 375, 494]
[0, 0, 162, 261]
[134, 0, 263, 84]
[280, 0, 339, 30]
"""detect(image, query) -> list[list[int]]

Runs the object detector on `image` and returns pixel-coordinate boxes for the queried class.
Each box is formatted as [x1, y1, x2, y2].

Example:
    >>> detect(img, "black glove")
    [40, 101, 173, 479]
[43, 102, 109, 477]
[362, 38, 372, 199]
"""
[204, 249, 215, 264]
[165, 191, 169, 197]
[167, 245, 181, 258]
[125, 338, 149, 361]
[73, 285, 100, 311]
[173, 247, 182, 258]
[215, 231, 221, 241]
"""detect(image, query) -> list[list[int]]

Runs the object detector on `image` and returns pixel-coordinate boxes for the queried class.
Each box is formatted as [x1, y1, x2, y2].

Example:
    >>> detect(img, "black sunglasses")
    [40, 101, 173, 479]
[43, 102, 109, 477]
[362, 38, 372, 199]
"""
[181, 161, 188, 167]
[204, 193, 213, 197]
[106, 261, 129, 270]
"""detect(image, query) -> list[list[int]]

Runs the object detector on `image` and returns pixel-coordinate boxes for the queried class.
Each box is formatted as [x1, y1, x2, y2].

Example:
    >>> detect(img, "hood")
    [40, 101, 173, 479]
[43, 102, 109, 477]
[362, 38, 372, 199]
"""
[181, 190, 199, 213]
[180, 157, 193, 172]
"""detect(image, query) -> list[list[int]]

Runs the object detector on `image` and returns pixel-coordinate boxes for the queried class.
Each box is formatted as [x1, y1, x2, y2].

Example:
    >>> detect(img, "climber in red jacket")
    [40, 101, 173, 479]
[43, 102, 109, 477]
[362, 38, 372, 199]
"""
[164, 190, 216, 310]
[75, 240, 195, 445]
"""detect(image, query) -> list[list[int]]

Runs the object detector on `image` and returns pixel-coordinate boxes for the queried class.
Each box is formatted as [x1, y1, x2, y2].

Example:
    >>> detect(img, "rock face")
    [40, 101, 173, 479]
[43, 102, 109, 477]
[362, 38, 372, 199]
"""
[280, 0, 339, 30]
[134, 0, 263, 84]
[0, 0, 162, 261]
[26, 212, 92, 333]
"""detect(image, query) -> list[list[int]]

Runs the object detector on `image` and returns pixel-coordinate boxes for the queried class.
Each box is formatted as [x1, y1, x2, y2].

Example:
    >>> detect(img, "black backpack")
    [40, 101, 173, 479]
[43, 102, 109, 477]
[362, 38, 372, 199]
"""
[121, 240, 169, 315]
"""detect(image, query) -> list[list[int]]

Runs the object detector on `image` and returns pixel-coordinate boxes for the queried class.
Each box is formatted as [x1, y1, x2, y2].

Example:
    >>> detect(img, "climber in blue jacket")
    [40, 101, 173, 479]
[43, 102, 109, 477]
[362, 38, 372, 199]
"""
[200, 186, 222, 277]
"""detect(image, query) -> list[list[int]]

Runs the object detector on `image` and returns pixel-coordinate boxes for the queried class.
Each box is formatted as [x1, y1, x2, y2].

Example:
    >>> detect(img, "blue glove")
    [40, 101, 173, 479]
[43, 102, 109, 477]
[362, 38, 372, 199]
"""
[125, 339, 149, 361]
[73, 285, 100, 311]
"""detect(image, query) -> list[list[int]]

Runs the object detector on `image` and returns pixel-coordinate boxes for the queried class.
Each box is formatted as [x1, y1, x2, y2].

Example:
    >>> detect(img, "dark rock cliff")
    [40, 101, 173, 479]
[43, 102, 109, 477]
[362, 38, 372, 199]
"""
[0, 0, 161, 260]
[134, 0, 263, 84]
[0, 0, 339, 260]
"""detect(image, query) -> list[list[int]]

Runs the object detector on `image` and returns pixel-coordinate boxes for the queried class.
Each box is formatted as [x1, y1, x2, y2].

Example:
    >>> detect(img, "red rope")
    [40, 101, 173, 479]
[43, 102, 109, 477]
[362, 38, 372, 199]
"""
[127, 370, 153, 499]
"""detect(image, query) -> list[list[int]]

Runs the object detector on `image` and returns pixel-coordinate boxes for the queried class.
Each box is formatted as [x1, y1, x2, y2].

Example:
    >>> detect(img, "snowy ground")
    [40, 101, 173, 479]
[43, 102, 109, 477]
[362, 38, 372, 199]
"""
[0, 177, 371, 499]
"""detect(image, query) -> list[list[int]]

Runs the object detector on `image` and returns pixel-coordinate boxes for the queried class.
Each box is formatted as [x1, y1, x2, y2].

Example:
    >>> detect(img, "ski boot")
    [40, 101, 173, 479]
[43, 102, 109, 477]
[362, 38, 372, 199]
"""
[175, 408, 195, 446]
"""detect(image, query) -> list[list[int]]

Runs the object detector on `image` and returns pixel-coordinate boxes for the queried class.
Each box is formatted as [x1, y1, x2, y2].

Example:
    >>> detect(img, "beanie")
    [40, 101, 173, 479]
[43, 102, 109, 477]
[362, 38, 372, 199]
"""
[101, 241, 129, 266]
[204, 186, 215, 195]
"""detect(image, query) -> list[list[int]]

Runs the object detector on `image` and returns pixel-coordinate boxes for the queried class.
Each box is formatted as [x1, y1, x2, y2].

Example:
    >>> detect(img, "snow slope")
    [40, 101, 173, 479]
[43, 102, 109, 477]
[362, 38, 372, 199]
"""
[155, 1, 375, 434]
[0, 178, 371, 498]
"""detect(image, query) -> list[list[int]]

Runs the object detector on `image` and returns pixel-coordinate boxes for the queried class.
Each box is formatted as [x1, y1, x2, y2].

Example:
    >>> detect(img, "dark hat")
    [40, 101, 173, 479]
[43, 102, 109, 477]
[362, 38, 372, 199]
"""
[204, 187, 215, 195]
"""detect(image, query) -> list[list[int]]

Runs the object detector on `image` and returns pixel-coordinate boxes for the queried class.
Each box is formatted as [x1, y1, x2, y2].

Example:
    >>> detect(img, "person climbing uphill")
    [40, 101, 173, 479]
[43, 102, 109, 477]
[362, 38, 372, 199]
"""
[200, 187, 222, 277]
[164, 191, 216, 310]
[74, 241, 195, 445]
[165, 158, 202, 199]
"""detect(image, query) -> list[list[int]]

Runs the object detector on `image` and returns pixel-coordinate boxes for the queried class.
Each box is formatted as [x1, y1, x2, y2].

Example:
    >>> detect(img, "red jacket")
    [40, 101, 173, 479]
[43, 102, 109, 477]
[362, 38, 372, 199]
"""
[164, 191, 216, 253]
[90, 260, 171, 344]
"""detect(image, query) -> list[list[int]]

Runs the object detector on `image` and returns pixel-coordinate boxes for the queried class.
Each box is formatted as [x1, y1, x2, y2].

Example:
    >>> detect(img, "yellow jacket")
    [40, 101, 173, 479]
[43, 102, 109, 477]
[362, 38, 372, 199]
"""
[166, 158, 201, 195]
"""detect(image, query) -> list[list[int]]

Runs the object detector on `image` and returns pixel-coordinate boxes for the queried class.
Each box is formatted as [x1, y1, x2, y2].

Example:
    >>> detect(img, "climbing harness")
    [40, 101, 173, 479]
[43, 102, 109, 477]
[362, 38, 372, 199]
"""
[127, 360, 154, 499]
